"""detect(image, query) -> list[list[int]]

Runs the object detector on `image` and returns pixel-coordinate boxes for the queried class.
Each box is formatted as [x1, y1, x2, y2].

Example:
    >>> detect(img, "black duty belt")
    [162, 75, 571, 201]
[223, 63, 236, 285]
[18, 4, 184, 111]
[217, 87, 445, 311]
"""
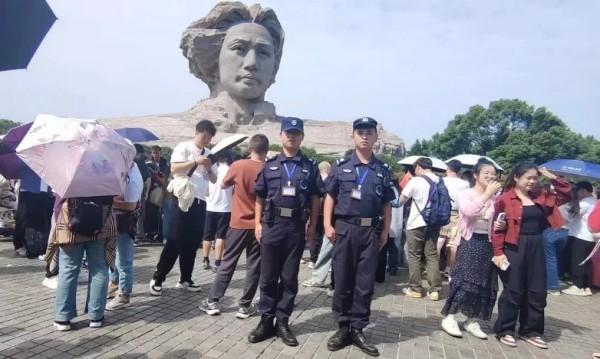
[336, 215, 380, 227]
[273, 206, 301, 219]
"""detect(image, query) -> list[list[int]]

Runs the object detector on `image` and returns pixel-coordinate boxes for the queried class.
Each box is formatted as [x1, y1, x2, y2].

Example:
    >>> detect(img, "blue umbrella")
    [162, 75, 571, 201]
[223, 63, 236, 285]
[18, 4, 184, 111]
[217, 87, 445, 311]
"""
[115, 127, 159, 142]
[541, 159, 600, 180]
[0, 0, 57, 71]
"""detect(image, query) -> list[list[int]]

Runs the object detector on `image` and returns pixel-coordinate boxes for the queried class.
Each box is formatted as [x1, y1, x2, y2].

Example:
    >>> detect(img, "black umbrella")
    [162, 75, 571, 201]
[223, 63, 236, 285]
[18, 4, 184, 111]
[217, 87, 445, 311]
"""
[0, 0, 57, 71]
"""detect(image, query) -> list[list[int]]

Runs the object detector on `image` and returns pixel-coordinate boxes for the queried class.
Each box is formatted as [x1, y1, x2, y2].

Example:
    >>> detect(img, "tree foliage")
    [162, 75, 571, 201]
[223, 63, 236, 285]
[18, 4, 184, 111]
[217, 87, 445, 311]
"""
[408, 99, 600, 170]
[0, 119, 21, 136]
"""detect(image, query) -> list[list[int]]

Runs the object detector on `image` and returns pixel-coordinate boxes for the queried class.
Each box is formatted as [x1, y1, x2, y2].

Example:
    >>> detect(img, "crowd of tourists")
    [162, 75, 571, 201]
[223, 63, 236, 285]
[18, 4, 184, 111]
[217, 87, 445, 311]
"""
[5, 116, 600, 357]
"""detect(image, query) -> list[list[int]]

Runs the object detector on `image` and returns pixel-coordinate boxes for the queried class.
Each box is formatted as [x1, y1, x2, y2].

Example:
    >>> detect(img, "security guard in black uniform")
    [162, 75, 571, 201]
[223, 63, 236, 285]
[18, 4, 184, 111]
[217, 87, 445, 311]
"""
[324, 117, 395, 357]
[249, 117, 320, 346]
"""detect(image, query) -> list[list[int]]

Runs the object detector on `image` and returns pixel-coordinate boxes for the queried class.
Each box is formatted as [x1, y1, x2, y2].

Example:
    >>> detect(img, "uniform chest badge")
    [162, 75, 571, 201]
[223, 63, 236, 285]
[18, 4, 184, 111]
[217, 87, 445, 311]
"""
[376, 173, 383, 178]
[375, 185, 383, 196]
[301, 169, 309, 173]
[269, 166, 279, 171]
[342, 169, 352, 173]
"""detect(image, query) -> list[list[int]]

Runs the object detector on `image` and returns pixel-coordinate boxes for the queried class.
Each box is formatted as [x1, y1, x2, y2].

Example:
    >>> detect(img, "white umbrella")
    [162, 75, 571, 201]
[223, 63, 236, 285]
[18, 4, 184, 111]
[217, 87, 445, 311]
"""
[398, 155, 447, 171]
[446, 154, 504, 171]
[211, 134, 248, 155]
[16, 114, 136, 198]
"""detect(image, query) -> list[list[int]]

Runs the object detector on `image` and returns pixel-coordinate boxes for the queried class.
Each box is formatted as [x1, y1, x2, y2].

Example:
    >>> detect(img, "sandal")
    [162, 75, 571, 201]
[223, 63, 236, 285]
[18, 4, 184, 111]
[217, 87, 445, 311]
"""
[525, 336, 548, 349]
[497, 334, 517, 347]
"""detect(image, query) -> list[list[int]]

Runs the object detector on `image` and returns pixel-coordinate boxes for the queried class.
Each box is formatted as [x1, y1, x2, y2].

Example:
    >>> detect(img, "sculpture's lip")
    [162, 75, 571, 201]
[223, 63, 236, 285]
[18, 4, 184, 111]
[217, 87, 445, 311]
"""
[239, 73, 259, 82]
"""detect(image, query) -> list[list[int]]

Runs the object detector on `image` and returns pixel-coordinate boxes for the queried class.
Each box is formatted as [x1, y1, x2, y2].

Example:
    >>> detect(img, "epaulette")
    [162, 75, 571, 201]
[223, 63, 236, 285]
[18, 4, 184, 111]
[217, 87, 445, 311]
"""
[336, 157, 350, 166]
[309, 158, 317, 166]
[266, 154, 278, 162]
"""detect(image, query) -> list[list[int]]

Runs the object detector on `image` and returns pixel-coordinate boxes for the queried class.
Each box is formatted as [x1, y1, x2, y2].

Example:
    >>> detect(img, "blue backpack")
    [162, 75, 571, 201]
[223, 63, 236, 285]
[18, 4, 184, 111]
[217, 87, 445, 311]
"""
[416, 176, 452, 228]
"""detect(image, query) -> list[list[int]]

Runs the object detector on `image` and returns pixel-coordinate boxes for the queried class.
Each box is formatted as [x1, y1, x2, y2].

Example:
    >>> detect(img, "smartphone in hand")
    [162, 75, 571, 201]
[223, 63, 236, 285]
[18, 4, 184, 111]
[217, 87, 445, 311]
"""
[497, 212, 506, 223]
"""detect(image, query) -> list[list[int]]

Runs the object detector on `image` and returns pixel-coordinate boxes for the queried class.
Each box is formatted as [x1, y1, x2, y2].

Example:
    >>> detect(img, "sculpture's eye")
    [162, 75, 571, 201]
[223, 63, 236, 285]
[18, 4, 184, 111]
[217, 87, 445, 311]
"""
[258, 49, 272, 57]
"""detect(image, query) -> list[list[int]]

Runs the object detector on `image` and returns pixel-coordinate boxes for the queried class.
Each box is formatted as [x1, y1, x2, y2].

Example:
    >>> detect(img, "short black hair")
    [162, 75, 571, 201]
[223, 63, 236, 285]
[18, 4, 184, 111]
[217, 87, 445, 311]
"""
[249, 134, 269, 155]
[446, 159, 462, 173]
[134, 143, 145, 154]
[414, 157, 433, 170]
[576, 181, 593, 193]
[195, 120, 217, 136]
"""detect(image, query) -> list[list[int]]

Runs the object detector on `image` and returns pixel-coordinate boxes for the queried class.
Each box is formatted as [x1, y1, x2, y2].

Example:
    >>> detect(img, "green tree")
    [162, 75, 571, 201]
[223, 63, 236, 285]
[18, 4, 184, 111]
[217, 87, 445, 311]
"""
[408, 99, 600, 169]
[0, 119, 20, 135]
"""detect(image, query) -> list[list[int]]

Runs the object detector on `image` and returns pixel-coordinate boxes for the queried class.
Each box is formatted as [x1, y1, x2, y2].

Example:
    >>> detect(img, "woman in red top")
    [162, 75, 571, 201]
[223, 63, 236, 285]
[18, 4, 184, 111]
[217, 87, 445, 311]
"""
[491, 162, 571, 350]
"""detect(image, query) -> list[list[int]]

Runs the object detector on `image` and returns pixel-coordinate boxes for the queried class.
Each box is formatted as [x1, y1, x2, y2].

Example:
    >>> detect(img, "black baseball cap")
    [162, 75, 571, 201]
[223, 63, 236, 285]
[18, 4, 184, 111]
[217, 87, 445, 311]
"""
[281, 117, 304, 133]
[353, 117, 378, 130]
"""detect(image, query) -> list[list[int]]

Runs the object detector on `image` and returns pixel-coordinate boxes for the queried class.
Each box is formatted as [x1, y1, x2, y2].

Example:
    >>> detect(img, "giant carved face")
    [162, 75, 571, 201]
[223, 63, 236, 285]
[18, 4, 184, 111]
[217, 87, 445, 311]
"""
[217, 23, 276, 100]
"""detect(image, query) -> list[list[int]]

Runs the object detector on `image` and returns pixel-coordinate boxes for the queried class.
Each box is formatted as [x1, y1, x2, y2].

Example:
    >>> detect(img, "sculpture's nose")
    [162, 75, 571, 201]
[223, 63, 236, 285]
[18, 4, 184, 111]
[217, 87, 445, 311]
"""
[243, 48, 258, 71]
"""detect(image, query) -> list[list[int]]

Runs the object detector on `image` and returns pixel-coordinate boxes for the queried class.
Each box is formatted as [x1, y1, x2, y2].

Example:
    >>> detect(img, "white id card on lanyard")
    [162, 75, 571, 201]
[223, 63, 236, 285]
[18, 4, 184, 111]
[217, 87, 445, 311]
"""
[352, 166, 369, 200]
[282, 162, 298, 197]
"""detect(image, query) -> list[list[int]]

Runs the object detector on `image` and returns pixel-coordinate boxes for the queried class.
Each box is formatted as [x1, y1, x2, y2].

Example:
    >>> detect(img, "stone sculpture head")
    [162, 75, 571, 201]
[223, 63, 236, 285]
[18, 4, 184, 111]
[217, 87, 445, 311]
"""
[180, 2, 285, 102]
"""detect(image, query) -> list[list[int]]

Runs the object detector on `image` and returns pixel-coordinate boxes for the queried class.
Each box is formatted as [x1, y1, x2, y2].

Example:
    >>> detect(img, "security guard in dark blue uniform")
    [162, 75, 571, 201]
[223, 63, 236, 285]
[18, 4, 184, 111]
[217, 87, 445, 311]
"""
[323, 117, 395, 357]
[249, 117, 320, 346]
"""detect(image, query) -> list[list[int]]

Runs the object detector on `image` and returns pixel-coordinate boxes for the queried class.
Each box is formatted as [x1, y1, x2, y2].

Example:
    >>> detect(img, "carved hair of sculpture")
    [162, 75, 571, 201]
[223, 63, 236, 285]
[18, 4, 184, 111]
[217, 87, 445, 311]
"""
[180, 2, 285, 97]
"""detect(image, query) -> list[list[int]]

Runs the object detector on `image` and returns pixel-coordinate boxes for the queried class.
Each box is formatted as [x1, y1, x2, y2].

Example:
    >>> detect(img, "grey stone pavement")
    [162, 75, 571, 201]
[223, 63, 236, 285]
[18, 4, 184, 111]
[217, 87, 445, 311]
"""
[0, 239, 599, 359]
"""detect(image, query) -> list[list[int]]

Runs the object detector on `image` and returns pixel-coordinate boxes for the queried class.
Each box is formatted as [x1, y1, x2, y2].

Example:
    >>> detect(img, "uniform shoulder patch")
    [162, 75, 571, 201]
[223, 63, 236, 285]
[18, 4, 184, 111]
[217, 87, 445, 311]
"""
[266, 154, 278, 162]
[336, 157, 350, 166]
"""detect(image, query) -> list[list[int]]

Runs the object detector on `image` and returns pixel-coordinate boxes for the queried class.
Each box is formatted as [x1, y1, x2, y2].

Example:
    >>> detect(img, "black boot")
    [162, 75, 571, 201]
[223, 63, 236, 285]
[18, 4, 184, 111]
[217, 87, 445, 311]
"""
[350, 327, 379, 357]
[327, 323, 351, 351]
[275, 317, 298, 346]
[248, 316, 275, 343]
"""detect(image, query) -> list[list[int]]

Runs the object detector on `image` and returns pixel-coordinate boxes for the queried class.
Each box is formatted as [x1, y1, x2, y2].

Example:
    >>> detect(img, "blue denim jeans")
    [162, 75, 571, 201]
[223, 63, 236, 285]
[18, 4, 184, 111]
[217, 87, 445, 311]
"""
[543, 228, 568, 291]
[55, 241, 108, 322]
[162, 198, 175, 241]
[109, 233, 134, 294]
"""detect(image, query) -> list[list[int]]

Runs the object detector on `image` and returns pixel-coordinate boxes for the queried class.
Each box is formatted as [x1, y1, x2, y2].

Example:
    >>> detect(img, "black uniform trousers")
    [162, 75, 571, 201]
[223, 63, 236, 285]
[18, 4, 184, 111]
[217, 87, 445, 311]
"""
[259, 217, 305, 320]
[494, 234, 547, 337]
[332, 220, 380, 330]
[153, 198, 206, 283]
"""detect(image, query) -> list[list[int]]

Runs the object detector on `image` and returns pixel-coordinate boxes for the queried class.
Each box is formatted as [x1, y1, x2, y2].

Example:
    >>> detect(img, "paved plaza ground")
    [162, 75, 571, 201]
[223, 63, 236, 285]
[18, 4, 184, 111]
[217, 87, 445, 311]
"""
[0, 239, 599, 359]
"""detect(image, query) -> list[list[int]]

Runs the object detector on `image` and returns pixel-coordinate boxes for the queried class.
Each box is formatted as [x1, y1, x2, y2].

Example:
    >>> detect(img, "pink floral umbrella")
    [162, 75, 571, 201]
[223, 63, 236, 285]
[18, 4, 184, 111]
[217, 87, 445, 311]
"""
[16, 114, 136, 198]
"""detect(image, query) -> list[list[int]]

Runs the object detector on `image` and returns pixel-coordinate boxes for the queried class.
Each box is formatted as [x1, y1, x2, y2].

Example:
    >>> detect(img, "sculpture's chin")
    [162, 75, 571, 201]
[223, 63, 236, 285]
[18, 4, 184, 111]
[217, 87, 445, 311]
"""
[224, 85, 268, 102]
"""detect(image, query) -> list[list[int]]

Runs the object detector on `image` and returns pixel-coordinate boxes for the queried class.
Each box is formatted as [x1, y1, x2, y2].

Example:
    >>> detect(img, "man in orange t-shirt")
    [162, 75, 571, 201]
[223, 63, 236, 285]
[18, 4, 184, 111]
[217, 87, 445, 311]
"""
[199, 134, 269, 319]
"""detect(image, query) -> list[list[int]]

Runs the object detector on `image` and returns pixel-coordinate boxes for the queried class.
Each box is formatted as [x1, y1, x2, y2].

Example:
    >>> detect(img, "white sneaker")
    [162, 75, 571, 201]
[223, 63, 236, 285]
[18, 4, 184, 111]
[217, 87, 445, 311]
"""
[585, 288, 593, 296]
[326, 288, 334, 297]
[441, 317, 462, 337]
[198, 298, 221, 316]
[89, 317, 103, 328]
[561, 285, 588, 296]
[307, 262, 315, 269]
[235, 305, 257, 319]
[15, 248, 27, 257]
[428, 291, 440, 301]
[38, 255, 45, 261]
[175, 280, 202, 292]
[464, 320, 487, 339]
[149, 279, 162, 296]
[53, 321, 71, 331]
[302, 279, 328, 288]
[300, 258, 306, 264]
[42, 276, 58, 289]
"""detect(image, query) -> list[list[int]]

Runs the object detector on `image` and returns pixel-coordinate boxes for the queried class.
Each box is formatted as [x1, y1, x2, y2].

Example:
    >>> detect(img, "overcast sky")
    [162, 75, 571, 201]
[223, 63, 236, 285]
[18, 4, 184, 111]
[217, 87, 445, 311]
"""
[1, 0, 598, 147]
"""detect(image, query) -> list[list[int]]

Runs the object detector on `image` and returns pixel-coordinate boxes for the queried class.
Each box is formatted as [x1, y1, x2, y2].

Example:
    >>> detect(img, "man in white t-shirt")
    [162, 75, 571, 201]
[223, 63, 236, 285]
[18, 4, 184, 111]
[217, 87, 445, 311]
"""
[438, 160, 469, 272]
[201, 155, 233, 272]
[562, 181, 597, 296]
[149, 120, 218, 296]
[107, 162, 144, 310]
[399, 157, 443, 301]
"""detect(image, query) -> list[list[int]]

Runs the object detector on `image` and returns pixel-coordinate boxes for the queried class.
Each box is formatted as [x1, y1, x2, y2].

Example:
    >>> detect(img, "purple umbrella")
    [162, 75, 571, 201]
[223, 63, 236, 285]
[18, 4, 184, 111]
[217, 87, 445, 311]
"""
[0, 122, 32, 179]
